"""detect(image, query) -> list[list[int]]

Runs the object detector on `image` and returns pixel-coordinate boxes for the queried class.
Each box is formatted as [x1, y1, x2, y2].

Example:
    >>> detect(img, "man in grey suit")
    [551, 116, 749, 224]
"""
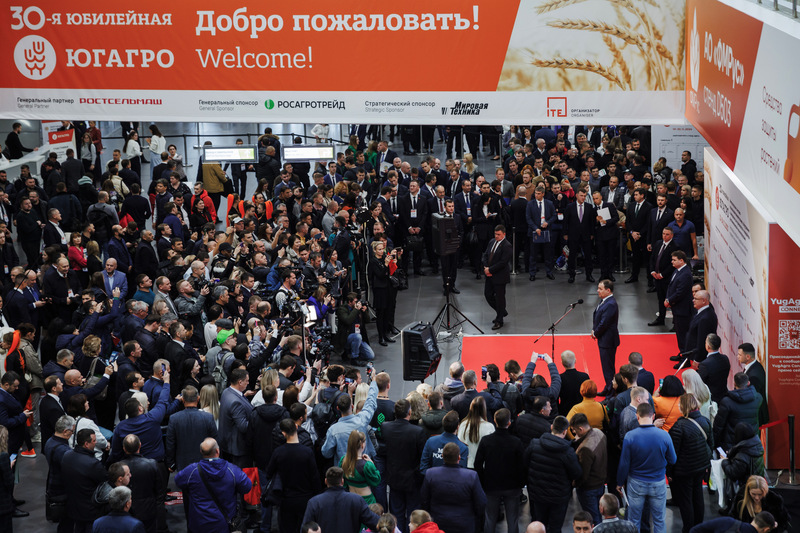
[219, 367, 254, 468]
[600, 175, 625, 210]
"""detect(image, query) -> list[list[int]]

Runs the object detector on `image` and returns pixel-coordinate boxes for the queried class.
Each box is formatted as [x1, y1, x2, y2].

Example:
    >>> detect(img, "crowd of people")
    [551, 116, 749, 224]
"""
[0, 121, 786, 533]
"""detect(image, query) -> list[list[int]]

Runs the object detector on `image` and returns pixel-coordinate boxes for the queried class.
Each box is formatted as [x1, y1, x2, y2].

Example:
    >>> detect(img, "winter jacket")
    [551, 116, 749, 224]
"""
[521, 361, 562, 417]
[434, 378, 464, 411]
[61, 446, 107, 522]
[474, 427, 525, 492]
[668, 411, 713, 477]
[713, 386, 761, 450]
[524, 433, 582, 503]
[175, 458, 252, 532]
[421, 464, 486, 533]
[513, 412, 552, 449]
[721, 435, 765, 485]
[420, 408, 447, 438]
[248, 402, 289, 470]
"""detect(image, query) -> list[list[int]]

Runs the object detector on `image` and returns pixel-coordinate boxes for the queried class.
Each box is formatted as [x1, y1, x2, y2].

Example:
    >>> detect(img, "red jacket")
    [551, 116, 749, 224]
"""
[190, 191, 217, 222]
[414, 523, 445, 533]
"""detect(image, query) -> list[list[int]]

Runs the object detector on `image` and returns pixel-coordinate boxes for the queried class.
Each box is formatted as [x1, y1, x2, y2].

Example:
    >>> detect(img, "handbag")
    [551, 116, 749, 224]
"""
[46, 493, 67, 522]
[197, 462, 243, 533]
[405, 234, 424, 252]
[261, 472, 283, 506]
[389, 268, 408, 291]
[84, 357, 108, 401]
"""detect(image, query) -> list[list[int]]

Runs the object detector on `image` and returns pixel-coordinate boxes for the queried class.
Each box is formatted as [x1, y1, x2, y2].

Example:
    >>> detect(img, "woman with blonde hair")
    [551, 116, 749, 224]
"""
[251, 368, 282, 407]
[730, 475, 789, 531]
[339, 430, 381, 504]
[86, 240, 104, 277]
[457, 396, 495, 468]
[406, 391, 428, 426]
[463, 153, 480, 181]
[681, 369, 714, 420]
[416, 383, 433, 400]
[199, 384, 220, 425]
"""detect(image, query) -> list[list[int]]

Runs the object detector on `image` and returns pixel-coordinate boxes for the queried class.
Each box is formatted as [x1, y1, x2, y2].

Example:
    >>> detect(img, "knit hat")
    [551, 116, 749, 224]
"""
[217, 329, 235, 346]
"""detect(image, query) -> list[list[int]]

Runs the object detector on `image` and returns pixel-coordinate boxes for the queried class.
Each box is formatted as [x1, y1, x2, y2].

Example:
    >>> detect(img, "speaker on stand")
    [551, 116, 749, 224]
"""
[401, 322, 442, 382]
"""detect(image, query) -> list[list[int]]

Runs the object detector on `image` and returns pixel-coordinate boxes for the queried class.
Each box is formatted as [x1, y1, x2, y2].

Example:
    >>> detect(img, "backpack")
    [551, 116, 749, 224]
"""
[310, 389, 344, 440]
[87, 206, 112, 242]
[212, 351, 235, 395]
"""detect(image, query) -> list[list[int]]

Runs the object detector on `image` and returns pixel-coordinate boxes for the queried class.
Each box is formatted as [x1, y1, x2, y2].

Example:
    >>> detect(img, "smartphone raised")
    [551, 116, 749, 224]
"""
[481, 366, 487, 380]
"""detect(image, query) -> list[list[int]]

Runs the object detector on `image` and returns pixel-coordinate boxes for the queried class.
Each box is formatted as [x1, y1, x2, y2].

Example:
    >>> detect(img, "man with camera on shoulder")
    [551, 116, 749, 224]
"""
[337, 292, 374, 365]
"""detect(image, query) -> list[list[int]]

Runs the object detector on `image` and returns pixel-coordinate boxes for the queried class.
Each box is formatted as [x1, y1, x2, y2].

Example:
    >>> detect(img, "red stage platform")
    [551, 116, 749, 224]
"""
[462, 333, 681, 390]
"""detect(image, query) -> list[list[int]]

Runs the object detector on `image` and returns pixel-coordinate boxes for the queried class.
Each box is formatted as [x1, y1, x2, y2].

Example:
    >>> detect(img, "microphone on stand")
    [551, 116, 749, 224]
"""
[569, 299, 584, 308]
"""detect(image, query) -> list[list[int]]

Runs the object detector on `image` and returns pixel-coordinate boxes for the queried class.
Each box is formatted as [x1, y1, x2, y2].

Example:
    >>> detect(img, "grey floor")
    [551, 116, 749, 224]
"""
[11, 122, 708, 532]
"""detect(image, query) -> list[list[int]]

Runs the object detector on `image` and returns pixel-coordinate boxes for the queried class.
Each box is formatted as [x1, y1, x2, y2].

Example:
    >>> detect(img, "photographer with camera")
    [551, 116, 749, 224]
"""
[174, 280, 210, 347]
[302, 252, 328, 295]
[275, 269, 300, 315]
[368, 241, 397, 347]
[337, 293, 374, 365]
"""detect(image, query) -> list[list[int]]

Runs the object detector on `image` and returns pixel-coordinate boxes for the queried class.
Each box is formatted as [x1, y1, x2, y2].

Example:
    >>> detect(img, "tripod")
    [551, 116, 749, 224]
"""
[432, 279, 483, 335]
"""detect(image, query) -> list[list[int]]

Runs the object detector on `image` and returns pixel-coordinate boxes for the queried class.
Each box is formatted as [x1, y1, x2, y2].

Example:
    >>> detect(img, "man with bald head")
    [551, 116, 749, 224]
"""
[674, 289, 718, 366]
[435, 361, 465, 410]
[103, 257, 128, 298]
[43, 256, 84, 322]
[526, 521, 546, 533]
[175, 438, 252, 532]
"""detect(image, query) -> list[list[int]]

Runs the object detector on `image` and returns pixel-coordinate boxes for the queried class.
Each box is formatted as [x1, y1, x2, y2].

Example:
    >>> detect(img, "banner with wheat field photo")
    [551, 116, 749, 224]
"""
[1, 0, 685, 123]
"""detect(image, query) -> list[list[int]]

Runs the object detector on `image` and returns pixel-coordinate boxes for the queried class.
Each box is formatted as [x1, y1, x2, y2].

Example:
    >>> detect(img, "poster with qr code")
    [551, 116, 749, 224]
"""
[778, 320, 800, 350]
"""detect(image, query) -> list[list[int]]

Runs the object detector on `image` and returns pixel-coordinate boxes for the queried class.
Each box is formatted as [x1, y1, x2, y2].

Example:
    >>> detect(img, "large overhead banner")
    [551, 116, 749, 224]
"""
[1, 0, 685, 124]
[685, 0, 800, 246]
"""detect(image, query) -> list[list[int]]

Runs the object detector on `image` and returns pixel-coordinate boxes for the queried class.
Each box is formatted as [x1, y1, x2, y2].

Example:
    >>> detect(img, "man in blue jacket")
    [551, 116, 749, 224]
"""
[421, 442, 487, 533]
[302, 466, 380, 533]
[175, 438, 252, 533]
[420, 410, 468, 473]
[617, 403, 677, 533]
[92, 486, 146, 533]
[592, 279, 620, 396]
[665, 250, 693, 353]
[110, 370, 171, 463]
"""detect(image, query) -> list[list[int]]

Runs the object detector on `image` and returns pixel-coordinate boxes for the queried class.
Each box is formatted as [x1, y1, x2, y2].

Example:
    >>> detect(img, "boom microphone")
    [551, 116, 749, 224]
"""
[570, 299, 584, 308]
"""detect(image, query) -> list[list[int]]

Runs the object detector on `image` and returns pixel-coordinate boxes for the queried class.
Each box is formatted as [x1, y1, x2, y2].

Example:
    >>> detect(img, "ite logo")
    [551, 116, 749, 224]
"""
[14, 35, 56, 81]
[546, 97, 567, 118]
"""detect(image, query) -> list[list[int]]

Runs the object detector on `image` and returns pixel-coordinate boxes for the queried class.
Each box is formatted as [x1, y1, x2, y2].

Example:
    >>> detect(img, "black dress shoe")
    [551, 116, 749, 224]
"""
[378, 340, 388, 347]
[646, 286, 657, 293]
[491, 322, 504, 330]
[12, 498, 25, 506]
[451, 287, 460, 294]
[586, 275, 595, 283]
[568, 276, 575, 283]
[12, 508, 29, 518]
[624, 277, 638, 283]
[546, 272, 555, 280]
[385, 337, 396, 343]
[529, 274, 536, 281]
[648, 320, 665, 326]
[669, 355, 683, 361]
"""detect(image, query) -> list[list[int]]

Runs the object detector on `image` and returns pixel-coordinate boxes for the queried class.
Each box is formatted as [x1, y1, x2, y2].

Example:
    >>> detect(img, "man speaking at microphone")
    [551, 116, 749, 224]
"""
[591, 280, 620, 396]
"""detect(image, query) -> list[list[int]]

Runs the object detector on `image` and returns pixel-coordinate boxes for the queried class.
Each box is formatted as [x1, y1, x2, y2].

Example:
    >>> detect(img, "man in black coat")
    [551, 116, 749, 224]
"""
[134, 230, 159, 281]
[40, 375, 66, 448]
[513, 395, 554, 449]
[474, 408, 525, 533]
[648, 227, 679, 327]
[437, 199, 464, 295]
[42, 257, 83, 324]
[625, 188, 653, 283]
[524, 415, 582, 533]
[563, 189, 596, 283]
[381, 399, 426, 531]
[738, 343, 769, 425]
[450, 370, 504, 422]
[676, 289, 717, 366]
[526, 186, 557, 280]
[165, 386, 218, 472]
[62, 428, 108, 531]
[481, 225, 512, 330]
[591, 191, 620, 281]
[696, 334, 731, 404]
[398, 180, 428, 275]
[122, 434, 163, 533]
[646, 194, 675, 255]
[558, 350, 590, 417]
[665, 249, 694, 350]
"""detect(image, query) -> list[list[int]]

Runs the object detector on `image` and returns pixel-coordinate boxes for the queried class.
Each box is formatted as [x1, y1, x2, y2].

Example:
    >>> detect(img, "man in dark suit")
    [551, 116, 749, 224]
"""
[376, 141, 399, 178]
[134, 230, 159, 281]
[647, 194, 675, 255]
[42, 257, 83, 324]
[437, 200, 464, 295]
[737, 342, 769, 425]
[695, 334, 731, 404]
[591, 191, 620, 281]
[664, 251, 693, 353]
[398, 180, 428, 275]
[482, 225, 512, 330]
[563, 189, 596, 283]
[40, 375, 66, 448]
[219, 368, 254, 467]
[673, 289, 717, 367]
[381, 399, 427, 529]
[4, 272, 35, 329]
[648, 227, 678, 328]
[600, 176, 625, 210]
[42, 208, 68, 253]
[628, 352, 655, 395]
[0, 371, 32, 516]
[625, 188, 653, 283]
[558, 351, 590, 416]
[165, 385, 218, 472]
[592, 280, 620, 395]
[526, 186, 557, 281]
